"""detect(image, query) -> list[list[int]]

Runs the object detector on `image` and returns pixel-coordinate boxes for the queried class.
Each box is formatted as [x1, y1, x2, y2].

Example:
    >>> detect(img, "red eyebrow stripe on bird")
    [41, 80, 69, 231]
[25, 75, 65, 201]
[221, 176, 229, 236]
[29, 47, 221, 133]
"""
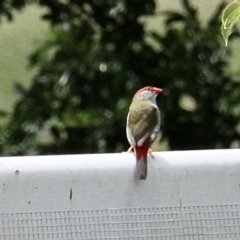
[136, 86, 152, 94]
[136, 86, 163, 94]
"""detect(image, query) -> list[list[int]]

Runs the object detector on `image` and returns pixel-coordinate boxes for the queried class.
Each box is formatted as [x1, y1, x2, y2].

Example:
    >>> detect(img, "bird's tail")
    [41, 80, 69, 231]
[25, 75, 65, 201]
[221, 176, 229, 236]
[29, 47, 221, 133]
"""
[135, 138, 150, 180]
[136, 157, 147, 180]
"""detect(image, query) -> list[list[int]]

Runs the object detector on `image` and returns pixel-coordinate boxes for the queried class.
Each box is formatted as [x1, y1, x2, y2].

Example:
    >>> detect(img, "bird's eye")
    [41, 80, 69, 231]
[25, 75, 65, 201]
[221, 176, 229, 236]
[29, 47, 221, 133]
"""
[146, 87, 150, 91]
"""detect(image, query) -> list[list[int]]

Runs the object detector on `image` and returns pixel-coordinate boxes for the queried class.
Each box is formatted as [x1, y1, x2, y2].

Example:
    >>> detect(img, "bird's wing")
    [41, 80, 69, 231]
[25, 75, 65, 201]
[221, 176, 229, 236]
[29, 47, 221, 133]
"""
[127, 99, 158, 147]
[150, 107, 160, 143]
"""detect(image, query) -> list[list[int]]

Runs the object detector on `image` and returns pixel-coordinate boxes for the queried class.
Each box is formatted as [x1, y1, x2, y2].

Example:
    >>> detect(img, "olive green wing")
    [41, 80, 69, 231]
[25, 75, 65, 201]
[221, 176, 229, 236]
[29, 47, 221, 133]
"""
[128, 99, 158, 144]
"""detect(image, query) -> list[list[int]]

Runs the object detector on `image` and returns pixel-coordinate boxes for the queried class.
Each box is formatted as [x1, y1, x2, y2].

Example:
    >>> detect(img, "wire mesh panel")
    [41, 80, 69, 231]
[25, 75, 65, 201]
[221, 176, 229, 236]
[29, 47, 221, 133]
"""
[1, 204, 240, 240]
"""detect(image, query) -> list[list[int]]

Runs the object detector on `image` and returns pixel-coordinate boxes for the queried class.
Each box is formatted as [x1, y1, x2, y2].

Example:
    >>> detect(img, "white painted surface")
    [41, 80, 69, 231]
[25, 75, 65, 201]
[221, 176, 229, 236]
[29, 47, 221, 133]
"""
[1, 149, 240, 213]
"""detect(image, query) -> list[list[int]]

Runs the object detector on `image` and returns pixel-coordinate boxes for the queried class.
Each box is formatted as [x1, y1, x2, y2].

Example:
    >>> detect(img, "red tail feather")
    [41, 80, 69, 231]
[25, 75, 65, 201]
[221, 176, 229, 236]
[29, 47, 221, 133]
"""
[134, 138, 150, 180]
[135, 138, 150, 160]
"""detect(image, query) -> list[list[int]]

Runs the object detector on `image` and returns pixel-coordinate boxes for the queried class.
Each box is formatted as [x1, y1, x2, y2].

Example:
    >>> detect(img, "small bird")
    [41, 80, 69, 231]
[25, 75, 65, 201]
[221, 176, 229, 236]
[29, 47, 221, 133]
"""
[126, 86, 163, 180]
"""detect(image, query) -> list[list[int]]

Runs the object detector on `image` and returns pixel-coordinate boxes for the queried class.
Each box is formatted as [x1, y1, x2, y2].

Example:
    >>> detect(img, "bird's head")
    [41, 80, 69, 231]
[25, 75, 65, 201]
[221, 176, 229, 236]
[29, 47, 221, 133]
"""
[134, 86, 163, 101]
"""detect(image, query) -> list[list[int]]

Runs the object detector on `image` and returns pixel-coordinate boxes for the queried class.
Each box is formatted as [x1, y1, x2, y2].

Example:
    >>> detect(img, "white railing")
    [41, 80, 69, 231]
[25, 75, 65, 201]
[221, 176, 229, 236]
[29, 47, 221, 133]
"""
[1, 149, 240, 239]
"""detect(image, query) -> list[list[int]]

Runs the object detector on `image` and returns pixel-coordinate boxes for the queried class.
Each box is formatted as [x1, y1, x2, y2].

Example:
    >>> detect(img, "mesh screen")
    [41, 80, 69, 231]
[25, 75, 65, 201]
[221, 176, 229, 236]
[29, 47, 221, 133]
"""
[1, 204, 240, 240]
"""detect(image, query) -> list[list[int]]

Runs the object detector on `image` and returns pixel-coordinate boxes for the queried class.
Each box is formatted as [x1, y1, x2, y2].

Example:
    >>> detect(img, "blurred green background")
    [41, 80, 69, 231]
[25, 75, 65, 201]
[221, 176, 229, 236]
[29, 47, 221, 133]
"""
[1, 0, 240, 155]
[2, 0, 239, 112]
[0, 5, 48, 111]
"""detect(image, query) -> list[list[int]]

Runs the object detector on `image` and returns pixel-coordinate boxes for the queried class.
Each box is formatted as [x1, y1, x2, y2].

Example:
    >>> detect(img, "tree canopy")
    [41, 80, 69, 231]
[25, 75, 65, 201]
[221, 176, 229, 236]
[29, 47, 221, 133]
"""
[1, 0, 240, 155]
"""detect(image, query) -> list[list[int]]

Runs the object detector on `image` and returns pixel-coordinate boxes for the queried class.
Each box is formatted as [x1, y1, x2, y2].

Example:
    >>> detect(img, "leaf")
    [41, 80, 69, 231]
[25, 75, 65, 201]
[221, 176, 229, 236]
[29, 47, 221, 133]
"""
[182, 0, 196, 17]
[221, 1, 240, 46]
[163, 11, 186, 25]
[0, 110, 7, 118]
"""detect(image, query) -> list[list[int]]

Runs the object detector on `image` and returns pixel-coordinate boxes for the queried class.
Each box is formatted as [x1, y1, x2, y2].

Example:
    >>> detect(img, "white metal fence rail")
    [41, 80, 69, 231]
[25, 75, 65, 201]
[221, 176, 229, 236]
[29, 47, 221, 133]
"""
[1, 149, 240, 239]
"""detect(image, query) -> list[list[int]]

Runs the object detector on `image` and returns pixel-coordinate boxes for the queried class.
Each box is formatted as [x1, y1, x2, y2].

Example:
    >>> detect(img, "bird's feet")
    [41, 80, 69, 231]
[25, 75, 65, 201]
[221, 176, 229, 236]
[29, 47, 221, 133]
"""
[122, 146, 134, 153]
[127, 146, 134, 153]
[148, 148, 155, 159]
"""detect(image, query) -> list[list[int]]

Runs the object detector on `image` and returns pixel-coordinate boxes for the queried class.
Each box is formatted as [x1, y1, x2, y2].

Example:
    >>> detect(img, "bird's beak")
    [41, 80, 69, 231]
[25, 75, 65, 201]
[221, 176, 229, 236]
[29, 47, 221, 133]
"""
[153, 87, 163, 94]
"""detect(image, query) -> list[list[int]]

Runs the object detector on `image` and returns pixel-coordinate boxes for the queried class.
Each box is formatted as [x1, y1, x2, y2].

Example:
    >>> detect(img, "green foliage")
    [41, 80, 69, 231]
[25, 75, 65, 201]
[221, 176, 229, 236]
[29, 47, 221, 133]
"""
[2, 0, 156, 155]
[0, 0, 27, 21]
[158, 1, 240, 149]
[1, 0, 240, 155]
[221, 1, 240, 46]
